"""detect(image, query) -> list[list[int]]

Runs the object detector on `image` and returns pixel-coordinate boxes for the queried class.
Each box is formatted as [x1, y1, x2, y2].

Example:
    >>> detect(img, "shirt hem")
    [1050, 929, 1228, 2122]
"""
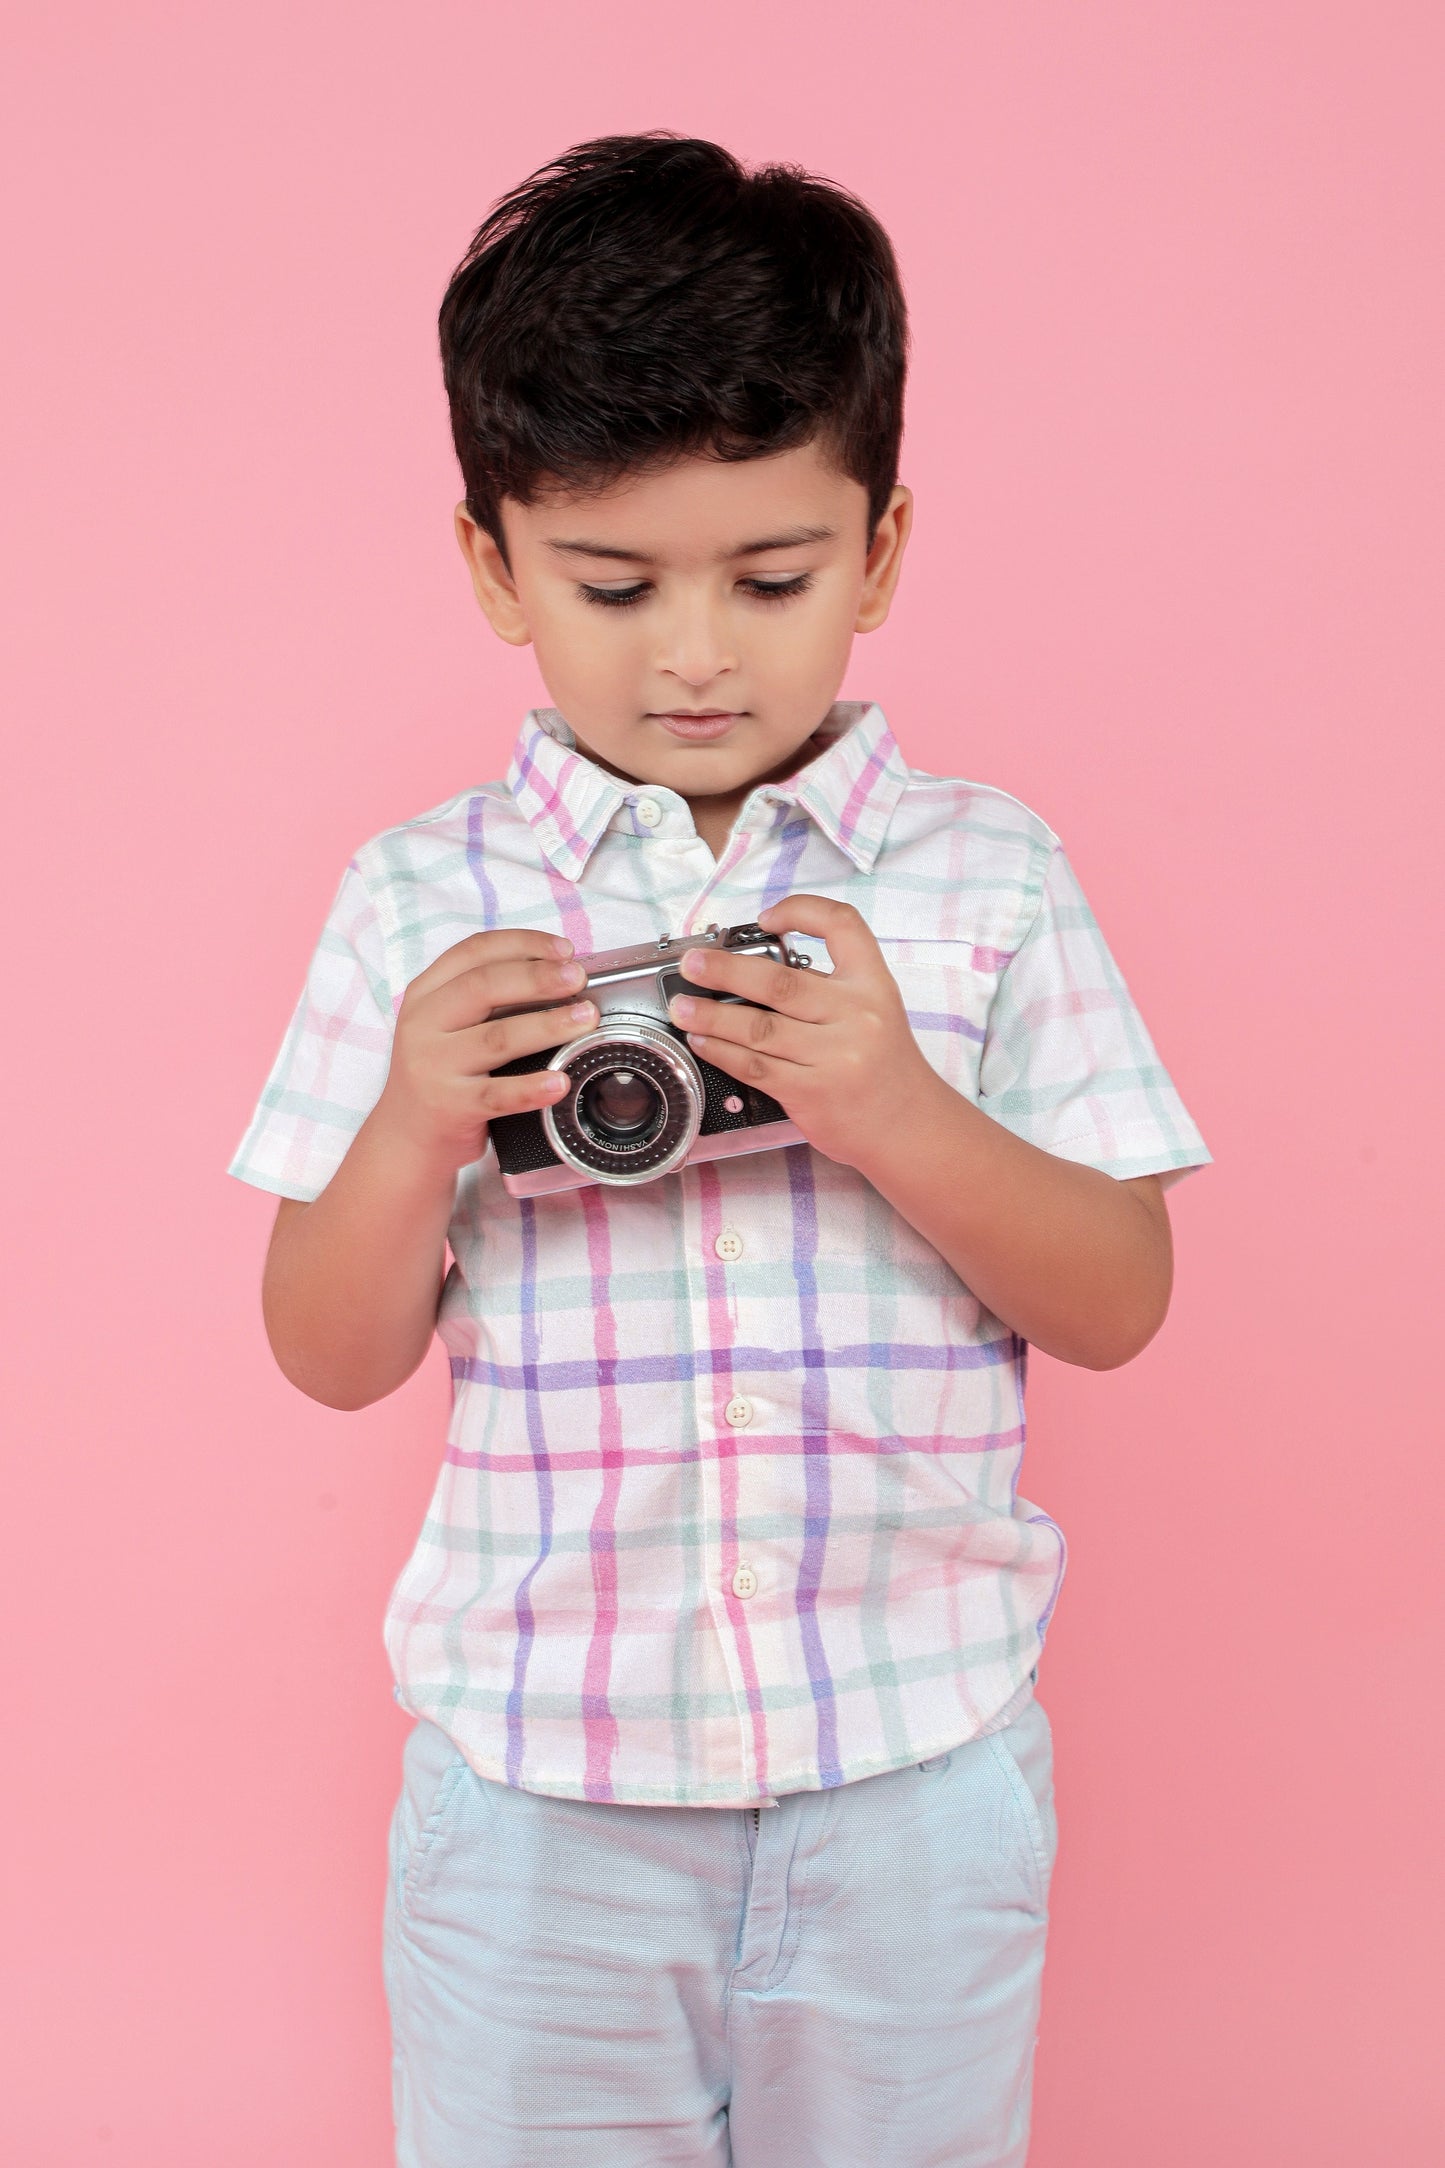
[1043, 1124, 1213, 1178]
[405, 1669, 1040, 1810]
[225, 1159, 327, 1202]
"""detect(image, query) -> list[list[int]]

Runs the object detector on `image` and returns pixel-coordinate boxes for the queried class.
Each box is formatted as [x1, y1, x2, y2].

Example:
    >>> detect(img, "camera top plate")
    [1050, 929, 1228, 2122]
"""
[487, 921, 811, 1021]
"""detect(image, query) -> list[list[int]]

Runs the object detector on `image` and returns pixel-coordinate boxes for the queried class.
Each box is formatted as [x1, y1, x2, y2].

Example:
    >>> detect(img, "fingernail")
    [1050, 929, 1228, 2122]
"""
[559, 960, 585, 987]
[543, 1071, 568, 1093]
[681, 949, 707, 974]
[670, 995, 697, 1024]
[570, 1001, 596, 1021]
[551, 935, 574, 958]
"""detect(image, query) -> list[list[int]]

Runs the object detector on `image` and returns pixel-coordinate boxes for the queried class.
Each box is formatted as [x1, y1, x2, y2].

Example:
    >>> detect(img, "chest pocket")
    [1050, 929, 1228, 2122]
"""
[874, 937, 997, 1100]
[859, 881, 1013, 1104]
[782, 888, 1010, 1103]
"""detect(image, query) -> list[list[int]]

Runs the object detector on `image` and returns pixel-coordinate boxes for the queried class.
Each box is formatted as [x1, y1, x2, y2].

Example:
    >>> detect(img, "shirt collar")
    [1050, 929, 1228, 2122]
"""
[506, 701, 908, 881]
[766, 701, 908, 873]
[505, 710, 629, 883]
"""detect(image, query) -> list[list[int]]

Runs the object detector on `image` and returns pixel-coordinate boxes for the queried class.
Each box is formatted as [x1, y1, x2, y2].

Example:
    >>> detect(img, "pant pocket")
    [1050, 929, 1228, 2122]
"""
[391, 1718, 474, 1924]
[982, 1696, 1056, 1913]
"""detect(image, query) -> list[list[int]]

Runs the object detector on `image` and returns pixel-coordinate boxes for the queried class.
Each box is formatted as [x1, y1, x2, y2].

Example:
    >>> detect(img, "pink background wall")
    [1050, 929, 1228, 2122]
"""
[4, 4, 1442, 2161]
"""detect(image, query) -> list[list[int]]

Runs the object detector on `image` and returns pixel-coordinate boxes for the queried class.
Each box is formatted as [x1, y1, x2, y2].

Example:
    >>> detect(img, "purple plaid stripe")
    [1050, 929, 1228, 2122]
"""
[228, 700, 1211, 1804]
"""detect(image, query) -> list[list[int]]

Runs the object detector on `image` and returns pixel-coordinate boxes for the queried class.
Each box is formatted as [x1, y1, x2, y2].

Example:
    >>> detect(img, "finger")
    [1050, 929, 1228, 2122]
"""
[668, 990, 813, 1066]
[480, 1063, 576, 1117]
[755, 895, 881, 978]
[682, 1026, 796, 1099]
[406, 926, 574, 1001]
[675, 942, 830, 1021]
[453, 994, 599, 1076]
[429, 952, 589, 1033]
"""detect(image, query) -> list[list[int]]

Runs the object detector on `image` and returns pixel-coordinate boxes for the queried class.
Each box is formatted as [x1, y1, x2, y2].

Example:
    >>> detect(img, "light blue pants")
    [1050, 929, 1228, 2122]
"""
[383, 1687, 1056, 2167]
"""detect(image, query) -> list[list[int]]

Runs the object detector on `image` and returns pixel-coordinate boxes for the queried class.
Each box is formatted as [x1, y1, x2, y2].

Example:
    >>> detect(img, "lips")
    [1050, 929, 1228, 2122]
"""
[650, 711, 744, 742]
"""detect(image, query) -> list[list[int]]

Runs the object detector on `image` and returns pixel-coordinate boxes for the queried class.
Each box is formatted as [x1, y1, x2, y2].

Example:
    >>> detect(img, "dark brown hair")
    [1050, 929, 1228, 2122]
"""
[439, 133, 908, 558]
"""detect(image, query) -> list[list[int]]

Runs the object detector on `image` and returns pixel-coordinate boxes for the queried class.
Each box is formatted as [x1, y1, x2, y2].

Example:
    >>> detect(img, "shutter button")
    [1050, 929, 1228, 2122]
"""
[635, 797, 662, 827]
[714, 1228, 744, 1261]
[732, 1564, 758, 1599]
[724, 1394, 753, 1428]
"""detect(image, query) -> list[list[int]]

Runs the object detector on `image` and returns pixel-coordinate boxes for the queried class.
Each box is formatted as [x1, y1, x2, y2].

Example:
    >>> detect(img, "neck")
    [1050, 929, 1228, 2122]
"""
[685, 786, 748, 861]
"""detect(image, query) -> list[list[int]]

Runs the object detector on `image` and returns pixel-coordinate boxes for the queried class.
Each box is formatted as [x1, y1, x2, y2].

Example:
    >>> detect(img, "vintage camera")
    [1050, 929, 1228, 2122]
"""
[486, 922, 814, 1196]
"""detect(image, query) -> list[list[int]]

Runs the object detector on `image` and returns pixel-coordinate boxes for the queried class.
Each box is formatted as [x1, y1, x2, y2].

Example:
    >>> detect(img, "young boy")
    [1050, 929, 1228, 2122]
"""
[228, 134, 1211, 2167]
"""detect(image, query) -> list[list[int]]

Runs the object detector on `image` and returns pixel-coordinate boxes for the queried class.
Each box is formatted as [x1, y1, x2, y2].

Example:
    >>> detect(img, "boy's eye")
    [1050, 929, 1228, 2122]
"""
[577, 574, 815, 610]
[579, 582, 651, 609]
[739, 574, 814, 603]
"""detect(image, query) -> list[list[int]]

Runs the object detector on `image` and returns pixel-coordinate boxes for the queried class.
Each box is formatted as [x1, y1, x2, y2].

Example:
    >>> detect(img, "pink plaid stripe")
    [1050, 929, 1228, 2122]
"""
[228, 700, 1211, 1804]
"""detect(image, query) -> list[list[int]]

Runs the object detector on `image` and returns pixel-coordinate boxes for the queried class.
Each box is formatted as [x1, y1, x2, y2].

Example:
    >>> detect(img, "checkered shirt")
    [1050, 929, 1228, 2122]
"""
[228, 701, 1212, 1805]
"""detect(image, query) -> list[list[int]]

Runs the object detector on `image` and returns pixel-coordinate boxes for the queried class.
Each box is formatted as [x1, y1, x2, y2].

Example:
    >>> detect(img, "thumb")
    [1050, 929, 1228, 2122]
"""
[757, 894, 880, 977]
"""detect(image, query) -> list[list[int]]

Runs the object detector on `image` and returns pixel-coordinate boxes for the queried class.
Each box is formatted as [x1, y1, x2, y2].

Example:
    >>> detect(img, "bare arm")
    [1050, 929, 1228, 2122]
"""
[261, 1110, 457, 1411]
[258, 927, 598, 1410]
[846, 1075, 1171, 1369]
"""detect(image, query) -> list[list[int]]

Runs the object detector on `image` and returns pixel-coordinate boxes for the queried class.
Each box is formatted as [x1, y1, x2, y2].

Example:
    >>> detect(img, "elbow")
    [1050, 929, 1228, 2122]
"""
[268, 1334, 424, 1409]
[265, 1327, 433, 1410]
[1083, 1217, 1174, 1369]
[280, 1371, 397, 1413]
[260, 1269, 424, 1410]
[1079, 1287, 1173, 1371]
[1080, 1331, 1154, 1373]
[266, 1336, 374, 1410]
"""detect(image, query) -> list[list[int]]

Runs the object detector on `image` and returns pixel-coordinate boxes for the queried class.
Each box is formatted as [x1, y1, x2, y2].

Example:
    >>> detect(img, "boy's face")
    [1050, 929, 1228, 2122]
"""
[454, 441, 911, 824]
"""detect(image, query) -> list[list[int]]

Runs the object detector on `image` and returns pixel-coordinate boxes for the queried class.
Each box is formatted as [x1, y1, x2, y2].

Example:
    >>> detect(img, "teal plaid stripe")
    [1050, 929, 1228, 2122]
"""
[228, 701, 1211, 1806]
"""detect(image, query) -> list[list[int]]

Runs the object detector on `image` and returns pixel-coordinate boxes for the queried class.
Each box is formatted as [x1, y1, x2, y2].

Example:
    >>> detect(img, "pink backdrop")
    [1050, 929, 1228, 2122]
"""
[4, 4, 1442, 2161]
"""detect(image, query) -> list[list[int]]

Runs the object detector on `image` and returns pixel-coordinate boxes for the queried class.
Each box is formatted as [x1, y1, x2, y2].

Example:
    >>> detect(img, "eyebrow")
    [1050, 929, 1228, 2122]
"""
[544, 524, 838, 565]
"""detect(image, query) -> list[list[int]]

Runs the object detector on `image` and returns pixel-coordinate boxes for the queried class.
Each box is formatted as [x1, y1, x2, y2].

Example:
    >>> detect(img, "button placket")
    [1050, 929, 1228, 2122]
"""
[678, 1163, 756, 1790]
[716, 1216, 758, 1606]
[678, 816, 770, 938]
[668, 815, 770, 1793]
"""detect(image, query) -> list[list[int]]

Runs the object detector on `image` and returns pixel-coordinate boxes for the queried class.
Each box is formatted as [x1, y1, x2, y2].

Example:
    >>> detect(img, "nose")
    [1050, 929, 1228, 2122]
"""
[653, 586, 737, 692]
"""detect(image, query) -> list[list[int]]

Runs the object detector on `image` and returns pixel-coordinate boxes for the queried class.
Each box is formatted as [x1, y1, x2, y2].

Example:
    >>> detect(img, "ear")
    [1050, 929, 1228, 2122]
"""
[855, 485, 913, 634]
[453, 503, 532, 647]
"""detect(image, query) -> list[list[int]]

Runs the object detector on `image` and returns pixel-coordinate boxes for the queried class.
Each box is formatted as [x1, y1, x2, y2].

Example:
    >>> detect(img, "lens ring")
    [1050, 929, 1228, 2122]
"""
[542, 1024, 703, 1183]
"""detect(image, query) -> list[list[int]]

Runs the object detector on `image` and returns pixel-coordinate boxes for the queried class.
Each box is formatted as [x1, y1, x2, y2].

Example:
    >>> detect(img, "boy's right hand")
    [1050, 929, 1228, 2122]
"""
[373, 929, 596, 1178]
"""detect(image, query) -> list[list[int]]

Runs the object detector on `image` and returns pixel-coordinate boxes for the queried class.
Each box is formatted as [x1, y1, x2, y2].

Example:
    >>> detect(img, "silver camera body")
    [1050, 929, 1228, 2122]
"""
[487, 921, 813, 1196]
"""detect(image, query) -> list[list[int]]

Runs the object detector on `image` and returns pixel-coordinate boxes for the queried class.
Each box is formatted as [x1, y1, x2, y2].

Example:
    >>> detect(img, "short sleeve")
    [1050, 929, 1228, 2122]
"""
[226, 858, 397, 1202]
[977, 842, 1212, 1191]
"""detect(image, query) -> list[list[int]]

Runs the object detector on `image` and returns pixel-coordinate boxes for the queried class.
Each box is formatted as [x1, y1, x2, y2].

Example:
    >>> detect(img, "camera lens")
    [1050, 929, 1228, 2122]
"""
[543, 1022, 704, 1184]
[577, 1066, 663, 1144]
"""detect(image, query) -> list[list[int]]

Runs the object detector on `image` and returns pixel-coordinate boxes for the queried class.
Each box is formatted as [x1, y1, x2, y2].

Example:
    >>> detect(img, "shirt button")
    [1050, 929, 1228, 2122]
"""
[688, 917, 714, 937]
[714, 1227, 744, 1261]
[724, 1394, 753, 1428]
[635, 796, 662, 827]
[731, 1564, 758, 1599]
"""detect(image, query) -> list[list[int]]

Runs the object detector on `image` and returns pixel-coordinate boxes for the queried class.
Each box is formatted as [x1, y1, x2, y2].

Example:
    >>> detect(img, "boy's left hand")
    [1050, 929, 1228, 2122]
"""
[667, 895, 942, 1172]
